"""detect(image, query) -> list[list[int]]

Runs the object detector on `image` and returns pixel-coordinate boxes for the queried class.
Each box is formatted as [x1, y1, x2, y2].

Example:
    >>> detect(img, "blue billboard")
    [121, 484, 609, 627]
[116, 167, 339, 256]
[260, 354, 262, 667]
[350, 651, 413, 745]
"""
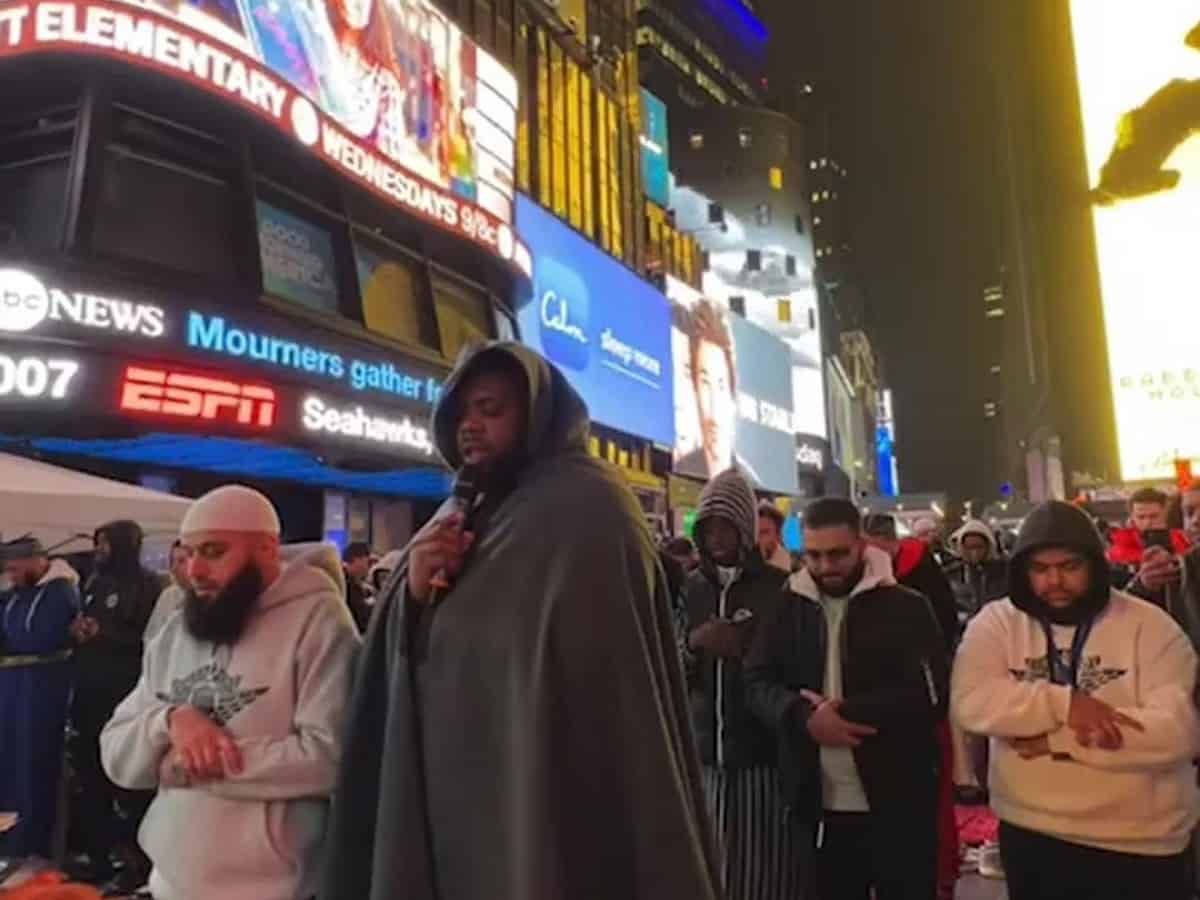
[515, 194, 675, 446]
[639, 90, 671, 208]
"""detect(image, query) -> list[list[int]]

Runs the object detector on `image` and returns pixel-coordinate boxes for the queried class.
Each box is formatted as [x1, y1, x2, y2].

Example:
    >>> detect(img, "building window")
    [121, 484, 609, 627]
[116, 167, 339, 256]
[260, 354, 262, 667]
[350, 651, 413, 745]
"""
[0, 94, 77, 254]
[689, 130, 704, 149]
[580, 70, 595, 239]
[93, 105, 240, 282]
[985, 307, 1006, 319]
[565, 57, 583, 229]
[432, 273, 494, 361]
[353, 235, 438, 350]
[549, 41, 567, 218]
[754, 202, 771, 226]
[256, 200, 340, 314]
[811, 192, 820, 204]
[769, 166, 783, 190]
[536, 28, 552, 205]
[737, 128, 752, 148]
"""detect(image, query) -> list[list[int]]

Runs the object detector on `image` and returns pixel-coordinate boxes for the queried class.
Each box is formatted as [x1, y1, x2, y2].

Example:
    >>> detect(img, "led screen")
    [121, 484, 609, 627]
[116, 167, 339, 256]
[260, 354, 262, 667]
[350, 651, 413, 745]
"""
[1071, 0, 1200, 480]
[514, 195, 675, 446]
[668, 276, 799, 495]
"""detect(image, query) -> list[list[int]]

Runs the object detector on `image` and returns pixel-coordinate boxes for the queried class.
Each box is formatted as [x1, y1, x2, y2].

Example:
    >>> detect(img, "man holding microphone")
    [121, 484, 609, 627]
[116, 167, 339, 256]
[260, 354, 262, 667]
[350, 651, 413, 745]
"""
[322, 343, 719, 900]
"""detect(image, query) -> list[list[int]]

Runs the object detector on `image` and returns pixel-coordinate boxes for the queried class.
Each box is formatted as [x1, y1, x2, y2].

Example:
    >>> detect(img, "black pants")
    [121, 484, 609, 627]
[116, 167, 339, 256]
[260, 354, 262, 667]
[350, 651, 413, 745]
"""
[816, 809, 937, 900]
[1000, 821, 1190, 900]
[70, 671, 150, 870]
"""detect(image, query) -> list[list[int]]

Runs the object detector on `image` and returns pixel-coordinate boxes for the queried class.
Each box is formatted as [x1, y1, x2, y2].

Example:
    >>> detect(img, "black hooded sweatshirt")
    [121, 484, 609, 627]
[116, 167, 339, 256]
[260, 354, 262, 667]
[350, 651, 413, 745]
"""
[679, 467, 789, 770]
[321, 343, 720, 900]
[78, 520, 161, 695]
[1007, 501, 1113, 627]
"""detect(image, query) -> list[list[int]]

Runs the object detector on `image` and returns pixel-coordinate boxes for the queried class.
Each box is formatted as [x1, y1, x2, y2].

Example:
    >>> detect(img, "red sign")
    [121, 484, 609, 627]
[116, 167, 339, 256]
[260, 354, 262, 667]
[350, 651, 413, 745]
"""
[0, 0, 531, 278]
[119, 365, 276, 427]
[1176, 458, 1194, 490]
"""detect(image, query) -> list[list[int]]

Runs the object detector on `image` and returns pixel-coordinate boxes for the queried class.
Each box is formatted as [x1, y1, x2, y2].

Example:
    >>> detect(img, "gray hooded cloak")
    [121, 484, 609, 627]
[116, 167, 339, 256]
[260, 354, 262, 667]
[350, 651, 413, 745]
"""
[321, 342, 720, 900]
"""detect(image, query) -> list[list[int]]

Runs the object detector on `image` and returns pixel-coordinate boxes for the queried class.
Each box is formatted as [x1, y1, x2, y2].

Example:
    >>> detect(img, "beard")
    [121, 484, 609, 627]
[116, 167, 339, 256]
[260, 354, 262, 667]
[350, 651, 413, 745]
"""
[814, 561, 866, 598]
[183, 563, 264, 645]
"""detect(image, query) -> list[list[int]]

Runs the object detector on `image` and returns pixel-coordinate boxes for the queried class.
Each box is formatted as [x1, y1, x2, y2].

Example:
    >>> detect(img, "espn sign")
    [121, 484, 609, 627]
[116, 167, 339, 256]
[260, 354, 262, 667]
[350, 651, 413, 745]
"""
[119, 365, 276, 428]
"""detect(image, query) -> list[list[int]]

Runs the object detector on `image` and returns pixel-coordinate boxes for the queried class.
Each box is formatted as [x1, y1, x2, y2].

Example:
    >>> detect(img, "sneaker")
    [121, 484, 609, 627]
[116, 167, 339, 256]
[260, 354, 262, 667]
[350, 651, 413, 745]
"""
[960, 845, 981, 875]
[978, 841, 1005, 880]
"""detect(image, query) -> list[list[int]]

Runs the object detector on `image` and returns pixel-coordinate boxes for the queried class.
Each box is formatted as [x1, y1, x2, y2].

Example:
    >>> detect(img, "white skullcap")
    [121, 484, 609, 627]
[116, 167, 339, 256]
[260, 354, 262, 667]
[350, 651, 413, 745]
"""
[181, 484, 281, 537]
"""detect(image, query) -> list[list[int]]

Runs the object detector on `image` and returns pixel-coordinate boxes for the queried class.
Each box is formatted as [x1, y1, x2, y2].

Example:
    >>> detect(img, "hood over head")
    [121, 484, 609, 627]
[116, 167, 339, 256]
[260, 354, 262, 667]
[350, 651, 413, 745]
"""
[950, 519, 999, 559]
[259, 542, 346, 613]
[1009, 500, 1111, 625]
[693, 468, 757, 564]
[95, 519, 144, 575]
[433, 342, 590, 474]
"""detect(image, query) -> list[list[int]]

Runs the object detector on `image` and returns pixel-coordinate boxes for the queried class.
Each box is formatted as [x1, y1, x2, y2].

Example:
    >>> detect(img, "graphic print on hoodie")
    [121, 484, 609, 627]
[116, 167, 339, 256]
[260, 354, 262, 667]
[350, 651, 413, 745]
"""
[101, 543, 360, 900]
[953, 501, 1200, 856]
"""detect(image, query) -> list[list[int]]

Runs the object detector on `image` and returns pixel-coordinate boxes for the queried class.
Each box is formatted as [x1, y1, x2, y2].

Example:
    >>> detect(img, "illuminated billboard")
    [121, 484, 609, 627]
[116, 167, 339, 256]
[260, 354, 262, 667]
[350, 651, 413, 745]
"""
[667, 276, 799, 496]
[1071, 1, 1200, 480]
[0, 0, 530, 272]
[639, 89, 670, 208]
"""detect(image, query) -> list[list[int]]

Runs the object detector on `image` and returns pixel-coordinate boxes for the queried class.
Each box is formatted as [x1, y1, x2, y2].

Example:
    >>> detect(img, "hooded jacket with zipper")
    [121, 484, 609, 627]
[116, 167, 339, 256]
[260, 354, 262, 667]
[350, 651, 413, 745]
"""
[744, 546, 950, 821]
[78, 520, 162, 696]
[944, 519, 1008, 621]
[1, 557, 80, 858]
[101, 543, 361, 900]
[953, 501, 1200, 856]
[321, 343, 720, 900]
[679, 467, 789, 771]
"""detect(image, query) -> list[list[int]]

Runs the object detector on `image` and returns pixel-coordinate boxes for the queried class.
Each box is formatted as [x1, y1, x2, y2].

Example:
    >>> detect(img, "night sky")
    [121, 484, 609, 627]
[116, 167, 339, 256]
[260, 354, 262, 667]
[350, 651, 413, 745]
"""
[766, 0, 1006, 505]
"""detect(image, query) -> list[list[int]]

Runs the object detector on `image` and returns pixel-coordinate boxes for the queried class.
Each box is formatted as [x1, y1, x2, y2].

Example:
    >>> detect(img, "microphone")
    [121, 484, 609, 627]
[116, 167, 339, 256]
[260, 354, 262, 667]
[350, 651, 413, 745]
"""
[428, 464, 483, 605]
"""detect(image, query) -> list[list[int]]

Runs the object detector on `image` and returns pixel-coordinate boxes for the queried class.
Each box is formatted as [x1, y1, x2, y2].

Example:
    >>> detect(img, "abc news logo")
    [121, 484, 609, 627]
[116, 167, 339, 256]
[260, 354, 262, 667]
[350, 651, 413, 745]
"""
[0, 269, 52, 331]
[0, 268, 165, 336]
[119, 366, 277, 428]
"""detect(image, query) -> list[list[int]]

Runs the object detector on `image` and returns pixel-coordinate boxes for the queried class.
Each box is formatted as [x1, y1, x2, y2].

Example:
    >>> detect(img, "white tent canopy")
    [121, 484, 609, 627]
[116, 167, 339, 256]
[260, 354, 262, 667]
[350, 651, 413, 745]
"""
[0, 452, 191, 554]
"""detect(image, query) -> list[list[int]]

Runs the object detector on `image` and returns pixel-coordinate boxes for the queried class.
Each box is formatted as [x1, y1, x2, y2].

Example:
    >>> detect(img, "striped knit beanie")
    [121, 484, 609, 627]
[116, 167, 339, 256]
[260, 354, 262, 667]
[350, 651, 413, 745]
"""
[694, 467, 757, 555]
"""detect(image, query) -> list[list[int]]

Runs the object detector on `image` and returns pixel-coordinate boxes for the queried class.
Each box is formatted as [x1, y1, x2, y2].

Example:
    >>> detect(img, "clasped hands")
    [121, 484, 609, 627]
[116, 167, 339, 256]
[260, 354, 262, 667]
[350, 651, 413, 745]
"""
[160, 705, 243, 787]
[1010, 690, 1143, 760]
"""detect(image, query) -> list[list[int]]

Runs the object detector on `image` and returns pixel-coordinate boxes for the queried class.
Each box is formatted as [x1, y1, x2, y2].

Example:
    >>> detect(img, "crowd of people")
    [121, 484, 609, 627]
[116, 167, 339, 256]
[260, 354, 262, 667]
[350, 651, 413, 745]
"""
[1, 340, 1199, 900]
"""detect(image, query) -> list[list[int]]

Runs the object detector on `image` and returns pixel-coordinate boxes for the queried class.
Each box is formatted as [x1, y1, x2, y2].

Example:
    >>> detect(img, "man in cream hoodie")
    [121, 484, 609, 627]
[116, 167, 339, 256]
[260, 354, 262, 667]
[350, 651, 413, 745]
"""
[102, 485, 360, 900]
[953, 500, 1200, 900]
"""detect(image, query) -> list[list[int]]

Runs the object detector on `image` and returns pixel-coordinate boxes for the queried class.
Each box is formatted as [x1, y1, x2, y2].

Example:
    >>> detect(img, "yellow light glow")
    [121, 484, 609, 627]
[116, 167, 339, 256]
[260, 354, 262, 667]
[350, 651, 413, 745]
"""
[1071, 0, 1200, 481]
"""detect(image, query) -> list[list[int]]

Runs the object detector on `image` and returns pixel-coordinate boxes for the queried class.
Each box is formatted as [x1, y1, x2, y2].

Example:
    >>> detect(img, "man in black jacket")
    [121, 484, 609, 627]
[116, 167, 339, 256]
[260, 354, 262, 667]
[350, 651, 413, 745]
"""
[864, 512, 958, 650]
[69, 520, 160, 886]
[680, 467, 805, 900]
[340, 541, 373, 633]
[746, 498, 949, 900]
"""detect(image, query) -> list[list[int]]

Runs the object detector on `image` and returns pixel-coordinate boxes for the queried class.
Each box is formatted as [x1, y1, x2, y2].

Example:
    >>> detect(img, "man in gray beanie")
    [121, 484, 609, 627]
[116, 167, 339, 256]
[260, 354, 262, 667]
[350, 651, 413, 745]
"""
[678, 467, 806, 899]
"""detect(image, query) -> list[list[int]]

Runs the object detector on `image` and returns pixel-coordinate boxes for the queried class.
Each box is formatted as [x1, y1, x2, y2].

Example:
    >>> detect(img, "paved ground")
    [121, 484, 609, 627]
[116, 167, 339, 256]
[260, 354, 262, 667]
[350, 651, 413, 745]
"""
[958, 874, 1007, 899]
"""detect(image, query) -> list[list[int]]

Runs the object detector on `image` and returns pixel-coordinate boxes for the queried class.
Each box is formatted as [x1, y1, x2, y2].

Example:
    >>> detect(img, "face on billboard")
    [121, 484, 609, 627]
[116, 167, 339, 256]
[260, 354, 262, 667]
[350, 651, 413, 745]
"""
[77, 0, 517, 221]
[667, 277, 798, 494]
[695, 335, 737, 477]
[1071, 1, 1200, 479]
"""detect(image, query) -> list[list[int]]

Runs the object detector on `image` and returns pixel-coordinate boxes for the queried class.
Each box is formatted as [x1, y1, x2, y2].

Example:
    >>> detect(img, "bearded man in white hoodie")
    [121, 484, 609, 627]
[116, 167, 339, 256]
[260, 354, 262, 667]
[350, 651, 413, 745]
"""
[953, 500, 1200, 900]
[101, 485, 360, 900]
